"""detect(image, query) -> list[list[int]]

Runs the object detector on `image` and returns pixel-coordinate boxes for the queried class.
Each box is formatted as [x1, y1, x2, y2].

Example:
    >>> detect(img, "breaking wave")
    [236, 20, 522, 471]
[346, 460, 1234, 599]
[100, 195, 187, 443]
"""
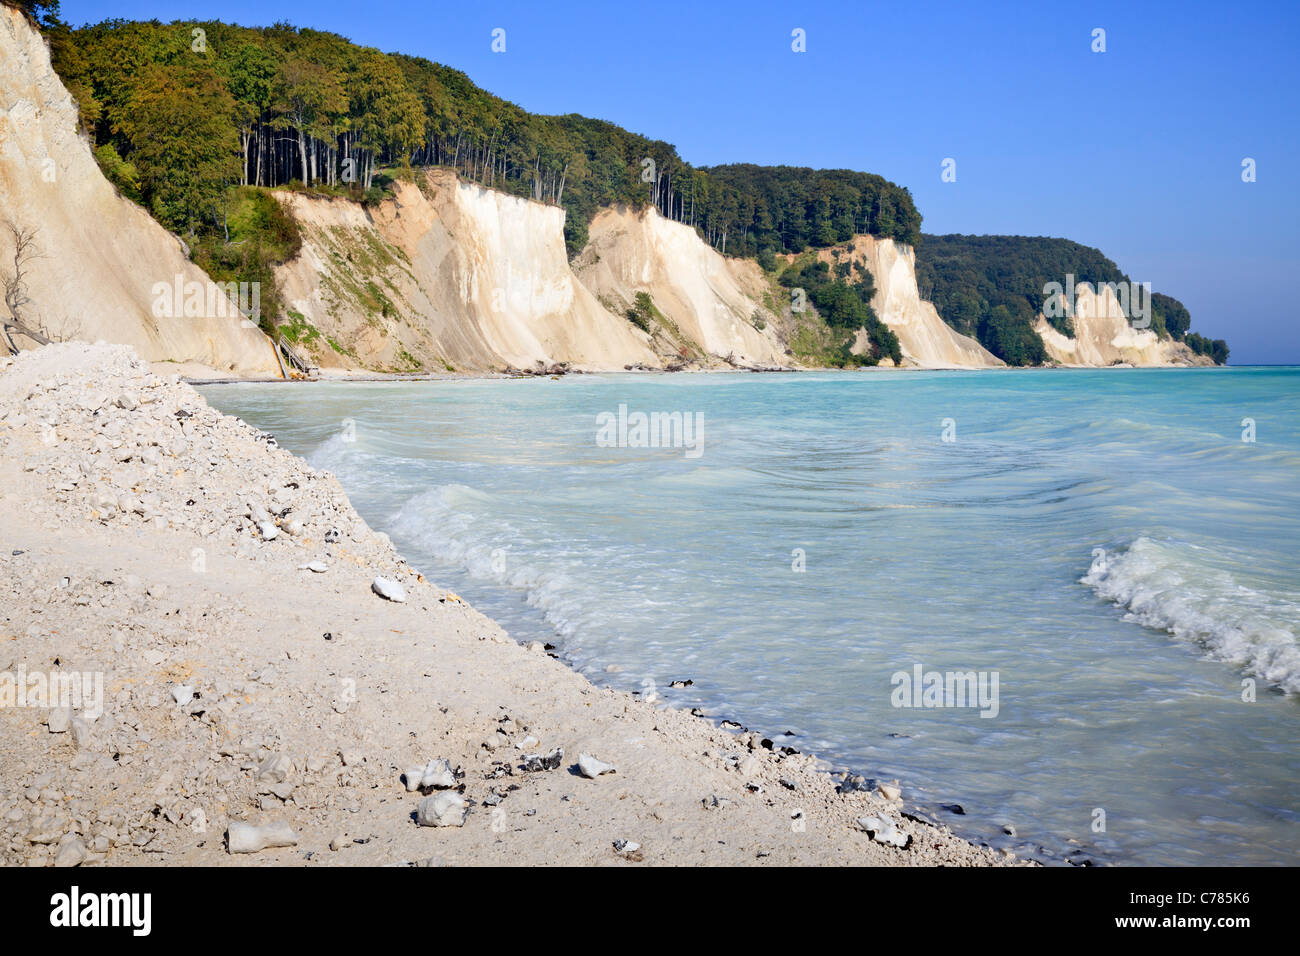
[1083, 537, 1300, 694]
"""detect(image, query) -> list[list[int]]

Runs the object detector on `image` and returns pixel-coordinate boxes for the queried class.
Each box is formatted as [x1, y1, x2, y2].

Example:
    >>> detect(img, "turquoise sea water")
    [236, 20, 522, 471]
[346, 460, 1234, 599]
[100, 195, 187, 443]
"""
[202, 367, 1300, 866]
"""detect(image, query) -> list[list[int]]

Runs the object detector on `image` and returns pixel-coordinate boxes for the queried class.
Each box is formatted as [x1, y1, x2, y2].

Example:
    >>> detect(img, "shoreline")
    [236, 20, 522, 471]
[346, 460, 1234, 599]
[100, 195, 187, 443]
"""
[181, 360, 1228, 387]
[0, 342, 1019, 867]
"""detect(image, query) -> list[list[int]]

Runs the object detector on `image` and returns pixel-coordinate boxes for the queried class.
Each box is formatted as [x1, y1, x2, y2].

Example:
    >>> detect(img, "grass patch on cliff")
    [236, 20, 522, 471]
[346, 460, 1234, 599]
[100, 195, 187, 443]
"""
[390, 348, 424, 373]
[279, 310, 320, 347]
[326, 335, 358, 361]
[315, 226, 406, 326]
[777, 257, 899, 365]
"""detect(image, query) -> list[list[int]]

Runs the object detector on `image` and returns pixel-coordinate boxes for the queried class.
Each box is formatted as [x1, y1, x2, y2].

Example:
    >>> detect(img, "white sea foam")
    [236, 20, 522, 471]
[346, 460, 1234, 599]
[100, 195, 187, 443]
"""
[1083, 537, 1300, 694]
[387, 484, 589, 640]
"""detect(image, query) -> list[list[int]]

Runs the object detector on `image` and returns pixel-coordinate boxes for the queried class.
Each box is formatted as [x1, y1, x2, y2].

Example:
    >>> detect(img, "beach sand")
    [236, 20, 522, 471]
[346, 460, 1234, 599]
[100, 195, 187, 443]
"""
[0, 343, 1014, 866]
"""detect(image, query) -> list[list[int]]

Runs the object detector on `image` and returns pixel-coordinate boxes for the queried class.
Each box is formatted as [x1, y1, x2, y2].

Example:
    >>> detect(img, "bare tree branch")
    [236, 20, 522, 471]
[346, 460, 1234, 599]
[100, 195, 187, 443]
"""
[2, 219, 51, 353]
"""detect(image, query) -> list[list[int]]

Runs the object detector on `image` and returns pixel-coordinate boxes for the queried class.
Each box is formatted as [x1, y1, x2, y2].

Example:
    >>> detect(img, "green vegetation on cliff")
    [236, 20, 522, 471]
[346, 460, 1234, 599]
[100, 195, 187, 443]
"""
[40, 16, 921, 264]
[21, 3, 1222, 366]
[777, 257, 901, 365]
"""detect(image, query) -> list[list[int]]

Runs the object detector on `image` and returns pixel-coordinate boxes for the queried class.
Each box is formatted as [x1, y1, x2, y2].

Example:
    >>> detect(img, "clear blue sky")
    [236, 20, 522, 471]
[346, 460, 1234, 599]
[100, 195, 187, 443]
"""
[60, 0, 1300, 363]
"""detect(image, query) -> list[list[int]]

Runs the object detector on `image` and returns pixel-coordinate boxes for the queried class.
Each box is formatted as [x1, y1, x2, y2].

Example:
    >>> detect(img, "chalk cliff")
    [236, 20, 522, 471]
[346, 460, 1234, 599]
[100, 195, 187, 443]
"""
[1034, 283, 1212, 367]
[825, 237, 1004, 368]
[573, 206, 788, 367]
[275, 172, 657, 372]
[8, 6, 1212, 376]
[0, 6, 277, 376]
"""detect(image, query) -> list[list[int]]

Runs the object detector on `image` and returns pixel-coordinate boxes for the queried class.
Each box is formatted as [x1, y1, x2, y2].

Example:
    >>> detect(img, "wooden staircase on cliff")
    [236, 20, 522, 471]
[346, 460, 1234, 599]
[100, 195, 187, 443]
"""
[274, 337, 319, 380]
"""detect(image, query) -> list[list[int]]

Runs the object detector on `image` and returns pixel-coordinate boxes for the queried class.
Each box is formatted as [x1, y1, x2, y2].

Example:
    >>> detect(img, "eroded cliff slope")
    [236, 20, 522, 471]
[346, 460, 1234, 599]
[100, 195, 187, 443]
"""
[0, 6, 277, 376]
[811, 238, 1003, 368]
[275, 171, 656, 372]
[574, 206, 790, 368]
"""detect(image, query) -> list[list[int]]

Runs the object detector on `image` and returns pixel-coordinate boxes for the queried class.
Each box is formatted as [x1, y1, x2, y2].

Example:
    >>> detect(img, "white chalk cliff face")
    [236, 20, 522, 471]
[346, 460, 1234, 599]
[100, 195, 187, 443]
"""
[855, 237, 1003, 368]
[574, 206, 788, 366]
[1034, 283, 1210, 366]
[812, 237, 1003, 368]
[0, 6, 278, 376]
[276, 171, 656, 372]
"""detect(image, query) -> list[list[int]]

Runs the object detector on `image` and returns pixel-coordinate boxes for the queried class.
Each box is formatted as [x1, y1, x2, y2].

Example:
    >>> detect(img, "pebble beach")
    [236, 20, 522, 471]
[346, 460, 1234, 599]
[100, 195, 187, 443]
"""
[0, 343, 1013, 867]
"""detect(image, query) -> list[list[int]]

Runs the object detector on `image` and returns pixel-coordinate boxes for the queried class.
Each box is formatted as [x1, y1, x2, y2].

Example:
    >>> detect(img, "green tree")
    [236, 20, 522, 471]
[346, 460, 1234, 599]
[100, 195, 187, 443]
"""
[122, 61, 240, 233]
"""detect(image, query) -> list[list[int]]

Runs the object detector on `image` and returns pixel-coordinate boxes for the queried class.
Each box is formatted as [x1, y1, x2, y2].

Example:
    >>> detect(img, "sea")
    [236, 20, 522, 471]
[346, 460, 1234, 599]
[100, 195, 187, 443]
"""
[201, 366, 1300, 865]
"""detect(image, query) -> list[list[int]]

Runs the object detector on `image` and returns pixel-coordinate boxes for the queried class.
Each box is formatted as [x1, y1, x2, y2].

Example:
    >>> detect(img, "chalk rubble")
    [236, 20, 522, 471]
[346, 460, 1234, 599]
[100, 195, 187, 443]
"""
[372, 576, 406, 603]
[577, 753, 616, 778]
[857, 815, 911, 849]
[402, 759, 456, 792]
[227, 820, 299, 854]
[416, 791, 467, 828]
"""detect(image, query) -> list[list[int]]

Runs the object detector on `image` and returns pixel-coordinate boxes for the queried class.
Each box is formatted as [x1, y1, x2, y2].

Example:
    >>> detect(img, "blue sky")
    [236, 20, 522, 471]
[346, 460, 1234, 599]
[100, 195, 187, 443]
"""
[60, 0, 1299, 363]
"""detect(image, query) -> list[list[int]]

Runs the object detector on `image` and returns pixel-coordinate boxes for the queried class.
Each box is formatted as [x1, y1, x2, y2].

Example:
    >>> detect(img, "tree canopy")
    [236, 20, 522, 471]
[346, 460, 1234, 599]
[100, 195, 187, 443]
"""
[42, 17, 923, 259]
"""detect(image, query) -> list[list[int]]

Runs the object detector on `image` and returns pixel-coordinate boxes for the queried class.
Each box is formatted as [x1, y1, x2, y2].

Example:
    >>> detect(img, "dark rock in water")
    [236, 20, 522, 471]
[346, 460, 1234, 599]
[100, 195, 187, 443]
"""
[669, 679, 693, 688]
[837, 774, 872, 794]
[521, 748, 563, 772]
[939, 803, 966, 815]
